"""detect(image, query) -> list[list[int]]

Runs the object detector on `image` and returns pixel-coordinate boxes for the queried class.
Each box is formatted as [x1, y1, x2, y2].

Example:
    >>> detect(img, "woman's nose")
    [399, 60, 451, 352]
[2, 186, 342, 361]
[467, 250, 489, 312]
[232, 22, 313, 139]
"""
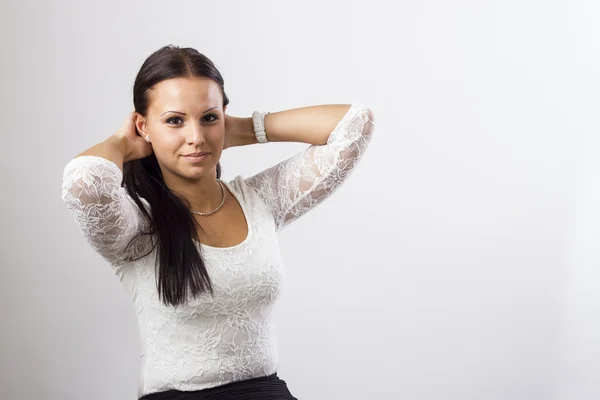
[187, 123, 206, 145]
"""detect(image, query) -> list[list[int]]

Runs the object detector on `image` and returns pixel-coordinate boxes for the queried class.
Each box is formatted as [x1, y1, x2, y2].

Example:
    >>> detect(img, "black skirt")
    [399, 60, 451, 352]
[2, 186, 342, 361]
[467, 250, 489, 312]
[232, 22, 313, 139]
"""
[138, 373, 298, 400]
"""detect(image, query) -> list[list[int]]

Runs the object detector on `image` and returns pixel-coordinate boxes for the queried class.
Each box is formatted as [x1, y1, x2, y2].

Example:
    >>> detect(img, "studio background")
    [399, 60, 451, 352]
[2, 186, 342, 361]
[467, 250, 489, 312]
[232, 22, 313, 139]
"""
[0, 1, 597, 399]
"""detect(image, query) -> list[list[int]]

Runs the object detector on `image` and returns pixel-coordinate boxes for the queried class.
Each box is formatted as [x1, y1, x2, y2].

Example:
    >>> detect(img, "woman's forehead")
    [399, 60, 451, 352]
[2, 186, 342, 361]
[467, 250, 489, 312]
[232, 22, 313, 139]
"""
[150, 77, 222, 110]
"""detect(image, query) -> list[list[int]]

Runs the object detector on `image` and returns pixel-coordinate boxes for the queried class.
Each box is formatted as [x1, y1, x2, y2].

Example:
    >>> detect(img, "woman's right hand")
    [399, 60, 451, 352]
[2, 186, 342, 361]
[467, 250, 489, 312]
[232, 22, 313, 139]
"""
[114, 110, 153, 162]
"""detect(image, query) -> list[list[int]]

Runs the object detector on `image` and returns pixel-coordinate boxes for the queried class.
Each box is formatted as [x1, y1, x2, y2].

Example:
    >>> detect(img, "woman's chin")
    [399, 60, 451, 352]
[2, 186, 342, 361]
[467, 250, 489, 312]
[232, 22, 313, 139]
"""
[180, 164, 215, 179]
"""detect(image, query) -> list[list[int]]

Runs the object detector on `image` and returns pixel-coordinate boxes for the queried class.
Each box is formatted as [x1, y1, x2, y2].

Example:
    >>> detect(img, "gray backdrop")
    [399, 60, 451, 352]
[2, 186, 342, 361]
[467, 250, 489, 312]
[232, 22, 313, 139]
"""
[1, 0, 597, 399]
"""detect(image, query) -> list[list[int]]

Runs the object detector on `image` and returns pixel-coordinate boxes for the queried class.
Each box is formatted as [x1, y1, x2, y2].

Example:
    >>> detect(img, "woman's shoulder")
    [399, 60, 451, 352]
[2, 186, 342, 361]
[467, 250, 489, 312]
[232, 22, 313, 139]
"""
[223, 175, 251, 201]
[223, 175, 269, 212]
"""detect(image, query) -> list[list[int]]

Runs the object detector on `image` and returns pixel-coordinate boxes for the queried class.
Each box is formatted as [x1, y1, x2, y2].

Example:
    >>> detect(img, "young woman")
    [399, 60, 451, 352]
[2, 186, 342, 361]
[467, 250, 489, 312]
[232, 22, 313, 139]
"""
[61, 44, 375, 400]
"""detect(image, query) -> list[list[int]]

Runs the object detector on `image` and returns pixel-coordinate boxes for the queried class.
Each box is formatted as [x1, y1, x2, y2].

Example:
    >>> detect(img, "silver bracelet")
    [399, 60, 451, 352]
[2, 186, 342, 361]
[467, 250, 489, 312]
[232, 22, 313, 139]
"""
[252, 111, 270, 144]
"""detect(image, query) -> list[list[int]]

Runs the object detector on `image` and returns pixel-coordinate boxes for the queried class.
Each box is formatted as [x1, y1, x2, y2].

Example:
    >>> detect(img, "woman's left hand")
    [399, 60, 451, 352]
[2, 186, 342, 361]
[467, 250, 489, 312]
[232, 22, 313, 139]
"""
[223, 114, 238, 150]
[224, 114, 255, 149]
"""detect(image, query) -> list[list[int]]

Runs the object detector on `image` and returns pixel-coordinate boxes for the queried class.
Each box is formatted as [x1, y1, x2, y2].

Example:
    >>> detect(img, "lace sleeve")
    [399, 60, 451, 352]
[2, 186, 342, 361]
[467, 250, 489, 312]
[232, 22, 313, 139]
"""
[245, 104, 375, 233]
[61, 156, 150, 268]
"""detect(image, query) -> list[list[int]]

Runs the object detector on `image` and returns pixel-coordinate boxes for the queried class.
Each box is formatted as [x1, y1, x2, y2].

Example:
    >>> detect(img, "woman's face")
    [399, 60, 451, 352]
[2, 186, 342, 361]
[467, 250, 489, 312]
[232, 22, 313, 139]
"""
[135, 76, 226, 181]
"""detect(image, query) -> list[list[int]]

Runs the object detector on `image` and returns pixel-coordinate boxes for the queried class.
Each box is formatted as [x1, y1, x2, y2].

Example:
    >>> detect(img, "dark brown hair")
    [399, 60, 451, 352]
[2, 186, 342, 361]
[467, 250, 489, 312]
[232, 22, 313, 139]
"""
[124, 45, 230, 307]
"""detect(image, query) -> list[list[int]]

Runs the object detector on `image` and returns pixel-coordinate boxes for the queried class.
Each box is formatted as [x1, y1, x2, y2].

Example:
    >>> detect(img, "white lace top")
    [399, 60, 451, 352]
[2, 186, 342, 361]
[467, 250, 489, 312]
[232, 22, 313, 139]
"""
[61, 104, 375, 398]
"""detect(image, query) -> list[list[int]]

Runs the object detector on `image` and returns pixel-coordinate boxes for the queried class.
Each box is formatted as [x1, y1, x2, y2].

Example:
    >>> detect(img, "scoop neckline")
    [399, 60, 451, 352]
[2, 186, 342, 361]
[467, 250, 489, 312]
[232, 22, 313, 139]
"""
[192, 178, 252, 251]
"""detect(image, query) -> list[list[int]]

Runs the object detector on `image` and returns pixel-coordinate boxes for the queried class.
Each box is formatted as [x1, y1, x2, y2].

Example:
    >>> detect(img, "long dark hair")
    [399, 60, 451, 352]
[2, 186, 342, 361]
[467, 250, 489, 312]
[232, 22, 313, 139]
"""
[123, 45, 230, 307]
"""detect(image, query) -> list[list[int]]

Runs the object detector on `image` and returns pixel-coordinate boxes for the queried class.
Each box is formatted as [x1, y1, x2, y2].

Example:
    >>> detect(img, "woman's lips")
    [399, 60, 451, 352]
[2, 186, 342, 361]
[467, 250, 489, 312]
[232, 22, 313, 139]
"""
[183, 153, 210, 163]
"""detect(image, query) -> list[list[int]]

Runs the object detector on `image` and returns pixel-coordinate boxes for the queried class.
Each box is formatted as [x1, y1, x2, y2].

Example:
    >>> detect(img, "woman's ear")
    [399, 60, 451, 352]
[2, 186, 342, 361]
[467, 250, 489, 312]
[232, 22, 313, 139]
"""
[134, 112, 147, 137]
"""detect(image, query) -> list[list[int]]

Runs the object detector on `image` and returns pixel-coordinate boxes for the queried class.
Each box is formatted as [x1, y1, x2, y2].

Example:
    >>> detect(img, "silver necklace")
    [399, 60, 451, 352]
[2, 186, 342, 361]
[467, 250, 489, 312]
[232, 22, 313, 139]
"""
[190, 180, 225, 216]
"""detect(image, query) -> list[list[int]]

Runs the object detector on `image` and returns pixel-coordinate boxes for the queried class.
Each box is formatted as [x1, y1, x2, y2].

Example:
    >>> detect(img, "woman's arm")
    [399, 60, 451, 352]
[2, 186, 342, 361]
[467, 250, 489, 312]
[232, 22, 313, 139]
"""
[75, 135, 130, 171]
[240, 103, 375, 233]
[62, 112, 152, 268]
[226, 104, 356, 148]
[75, 111, 153, 170]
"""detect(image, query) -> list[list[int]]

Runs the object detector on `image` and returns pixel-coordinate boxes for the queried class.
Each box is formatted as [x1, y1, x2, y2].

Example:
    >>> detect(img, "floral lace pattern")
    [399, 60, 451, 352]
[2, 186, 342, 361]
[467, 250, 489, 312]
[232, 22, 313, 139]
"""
[61, 104, 375, 398]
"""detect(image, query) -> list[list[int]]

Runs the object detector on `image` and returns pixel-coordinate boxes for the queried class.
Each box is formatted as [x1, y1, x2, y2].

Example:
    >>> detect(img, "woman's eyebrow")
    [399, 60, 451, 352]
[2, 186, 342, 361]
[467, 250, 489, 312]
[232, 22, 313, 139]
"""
[161, 106, 219, 116]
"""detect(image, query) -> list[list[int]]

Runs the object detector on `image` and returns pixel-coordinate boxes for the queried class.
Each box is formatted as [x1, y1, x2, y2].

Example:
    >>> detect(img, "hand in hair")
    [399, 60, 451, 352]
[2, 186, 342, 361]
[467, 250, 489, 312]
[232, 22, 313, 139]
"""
[115, 110, 154, 162]
[224, 113, 256, 149]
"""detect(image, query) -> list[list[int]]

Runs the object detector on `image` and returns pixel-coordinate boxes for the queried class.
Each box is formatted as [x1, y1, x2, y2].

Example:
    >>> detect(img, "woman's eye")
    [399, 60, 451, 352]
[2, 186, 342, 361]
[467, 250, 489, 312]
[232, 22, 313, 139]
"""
[166, 117, 182, 125]
[166, 115, 218, 125]
[203, 114, 218, 123]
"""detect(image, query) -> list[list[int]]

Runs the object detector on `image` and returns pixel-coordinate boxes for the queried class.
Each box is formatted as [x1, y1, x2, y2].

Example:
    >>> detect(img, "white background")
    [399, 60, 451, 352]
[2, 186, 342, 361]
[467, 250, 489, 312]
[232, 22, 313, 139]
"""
[0, 1, 598, 399]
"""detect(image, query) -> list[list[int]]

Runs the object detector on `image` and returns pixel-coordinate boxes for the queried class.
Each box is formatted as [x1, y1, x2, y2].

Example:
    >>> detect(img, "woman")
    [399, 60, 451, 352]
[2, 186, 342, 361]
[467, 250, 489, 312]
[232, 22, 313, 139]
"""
[61, 44, 375, 400]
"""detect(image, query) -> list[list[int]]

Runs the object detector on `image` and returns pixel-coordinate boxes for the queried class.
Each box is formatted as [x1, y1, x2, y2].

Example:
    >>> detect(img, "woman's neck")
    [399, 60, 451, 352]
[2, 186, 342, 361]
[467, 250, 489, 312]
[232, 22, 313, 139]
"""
[164, 171, 224, 213]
